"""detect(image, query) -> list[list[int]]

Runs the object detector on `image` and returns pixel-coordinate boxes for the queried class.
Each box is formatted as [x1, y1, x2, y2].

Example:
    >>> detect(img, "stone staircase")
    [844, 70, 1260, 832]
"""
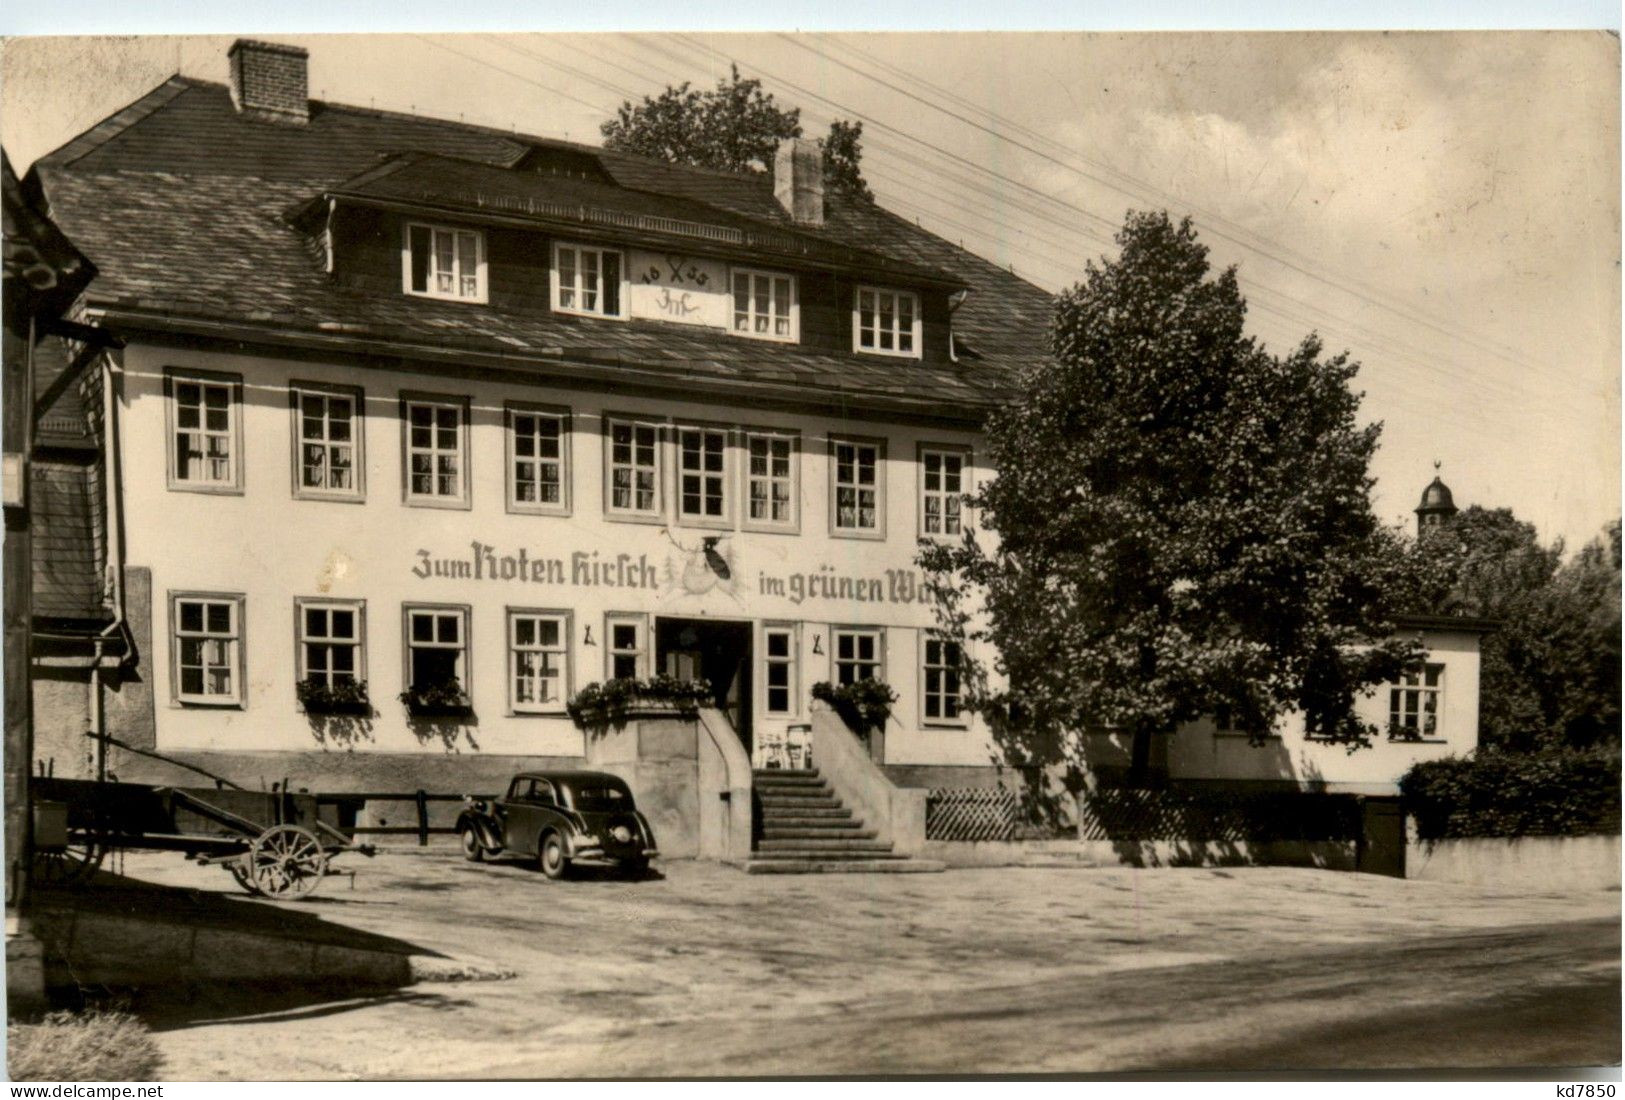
[742, 768, 944, 874]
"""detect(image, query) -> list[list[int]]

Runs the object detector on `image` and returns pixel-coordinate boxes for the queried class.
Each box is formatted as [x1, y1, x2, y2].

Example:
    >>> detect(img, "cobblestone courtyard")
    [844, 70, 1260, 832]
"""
[114, 849, 1620, 1078]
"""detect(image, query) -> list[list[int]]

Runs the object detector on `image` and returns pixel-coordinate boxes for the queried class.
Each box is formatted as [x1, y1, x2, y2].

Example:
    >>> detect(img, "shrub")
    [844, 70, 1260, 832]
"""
[567, 676, 714, 735]
[8, 1009, 163, 1081]
[398, 678, 471, 717]
[1400, 745, 1622, 839]
[297, 678, 371, 714]
[811, 679, 897, 740]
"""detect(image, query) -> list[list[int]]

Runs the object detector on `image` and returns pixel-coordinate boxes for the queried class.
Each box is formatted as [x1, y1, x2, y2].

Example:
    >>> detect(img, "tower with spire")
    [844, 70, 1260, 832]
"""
[1415, 461, 1459, 536]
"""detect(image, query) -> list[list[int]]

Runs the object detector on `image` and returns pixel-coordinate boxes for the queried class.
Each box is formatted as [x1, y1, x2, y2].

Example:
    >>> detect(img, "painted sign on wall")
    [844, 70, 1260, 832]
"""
[626, 250, 731, 329]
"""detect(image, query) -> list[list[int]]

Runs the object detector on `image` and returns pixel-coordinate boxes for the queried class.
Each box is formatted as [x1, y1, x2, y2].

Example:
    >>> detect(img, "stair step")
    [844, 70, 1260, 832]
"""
[758, 789, 840, 802]
[753, 769, 819, 778]
[736, 859, 947, 875]
[752, 773, 826, 787]
[759, 812, 859, 826]
[757, 838, 895, 853]
[760, 826, 875, 839]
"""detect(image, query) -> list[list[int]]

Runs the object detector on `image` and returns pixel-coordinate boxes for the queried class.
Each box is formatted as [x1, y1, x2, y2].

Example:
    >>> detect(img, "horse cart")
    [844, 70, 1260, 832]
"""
[31, 775, 373, 901]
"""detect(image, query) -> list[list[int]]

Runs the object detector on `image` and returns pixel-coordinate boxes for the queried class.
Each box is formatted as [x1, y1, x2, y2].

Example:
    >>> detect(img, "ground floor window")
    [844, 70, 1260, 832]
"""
[763, 625, 797, 715]
[297, 599, 364, 688]
[606, 614, 648, 679]
[404, 605, 469, 703]
[171, 593, 243, 705]
[1388, 663, 1444, 739]
[510, 610, 570, 712]
[833, 627, 882, 685]
[922, 636, 963, 723]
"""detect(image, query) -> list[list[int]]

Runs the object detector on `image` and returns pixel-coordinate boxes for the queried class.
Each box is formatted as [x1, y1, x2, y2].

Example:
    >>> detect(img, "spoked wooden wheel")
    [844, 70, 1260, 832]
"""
[246, 824, 328, 900]
[33, 831, 105, 888]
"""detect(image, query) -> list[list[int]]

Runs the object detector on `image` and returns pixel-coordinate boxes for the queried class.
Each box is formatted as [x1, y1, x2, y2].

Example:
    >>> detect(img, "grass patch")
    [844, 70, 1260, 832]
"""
[8, 1009, 163, 1081]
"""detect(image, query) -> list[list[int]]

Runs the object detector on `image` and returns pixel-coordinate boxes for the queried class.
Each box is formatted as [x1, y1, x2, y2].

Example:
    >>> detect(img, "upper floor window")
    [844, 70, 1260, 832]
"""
[604, 416, 661, 520]
[1388, 664, 1444, 740]
[402, 394, 470, 508]
[403, 223, 486, 303]
[919, 445, 968, 538]
[291, 383, 364, 500]
[677, 425, 730, 525]
[743, 430, 797, 533]
[506, 404, 570, 516]
[854, 286, 920, 358]
[830, 437, 884, 538]
[171, 593, 243, 706]
[553, 242, 625, 318]
[167, 370, 242, 493]
[732, 269, 797, 342]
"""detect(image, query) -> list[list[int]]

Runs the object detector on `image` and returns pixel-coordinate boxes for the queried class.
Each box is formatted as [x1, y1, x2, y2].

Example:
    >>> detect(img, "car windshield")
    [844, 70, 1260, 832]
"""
[570, 785, 629, 811]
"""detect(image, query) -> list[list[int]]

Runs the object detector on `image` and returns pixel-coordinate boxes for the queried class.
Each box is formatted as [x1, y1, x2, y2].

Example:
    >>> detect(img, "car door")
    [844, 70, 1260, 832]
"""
[502, 778, 558, 856]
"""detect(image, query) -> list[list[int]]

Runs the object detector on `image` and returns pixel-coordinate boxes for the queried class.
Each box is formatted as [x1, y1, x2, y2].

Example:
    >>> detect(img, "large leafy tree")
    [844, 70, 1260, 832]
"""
[1417, 510, 1620, 752]
[920, 212, 1424, 781]
[600, 65, 871, 199]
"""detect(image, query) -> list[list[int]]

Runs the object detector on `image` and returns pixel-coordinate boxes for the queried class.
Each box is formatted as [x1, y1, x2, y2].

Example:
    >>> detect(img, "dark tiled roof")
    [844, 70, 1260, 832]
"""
[34, 77, 1054, 415]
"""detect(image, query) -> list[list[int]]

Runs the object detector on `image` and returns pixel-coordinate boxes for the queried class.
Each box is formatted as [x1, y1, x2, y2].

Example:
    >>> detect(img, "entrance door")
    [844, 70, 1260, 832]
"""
[655, 618, 753, 755]
[1357, 798, 1406, 878]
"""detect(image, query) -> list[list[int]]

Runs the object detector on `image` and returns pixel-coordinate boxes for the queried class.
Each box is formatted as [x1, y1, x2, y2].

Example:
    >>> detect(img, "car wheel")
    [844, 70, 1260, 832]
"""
[539, 832, 570, 880]
[459, 824, 487, 863]
[622, 856, 650, 879]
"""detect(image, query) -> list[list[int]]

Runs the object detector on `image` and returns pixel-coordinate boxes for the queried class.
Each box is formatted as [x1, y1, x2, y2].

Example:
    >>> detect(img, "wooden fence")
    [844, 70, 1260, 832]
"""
[318, 791, 491, 847]
[926, 787, 1020, 842]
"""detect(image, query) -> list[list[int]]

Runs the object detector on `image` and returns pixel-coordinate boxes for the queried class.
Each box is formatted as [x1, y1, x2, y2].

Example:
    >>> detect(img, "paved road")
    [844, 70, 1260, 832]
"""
[120, 851, 1619, 1078]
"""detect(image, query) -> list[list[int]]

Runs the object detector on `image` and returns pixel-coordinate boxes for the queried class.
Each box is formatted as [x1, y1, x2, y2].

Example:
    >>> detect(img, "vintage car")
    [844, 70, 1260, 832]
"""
[457, 771, 657, 879]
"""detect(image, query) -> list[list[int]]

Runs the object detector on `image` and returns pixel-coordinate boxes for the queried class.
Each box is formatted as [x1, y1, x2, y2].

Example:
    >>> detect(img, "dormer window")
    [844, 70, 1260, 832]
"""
[403, 223, 486, 303]
[854, 286, 920, 358]
[552, 242, 625, 319]
[732, 269, 797, 342]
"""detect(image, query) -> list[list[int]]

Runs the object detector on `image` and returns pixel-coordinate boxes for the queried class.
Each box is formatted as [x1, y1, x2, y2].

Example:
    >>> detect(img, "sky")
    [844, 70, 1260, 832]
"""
[1, 29, 1618, 552]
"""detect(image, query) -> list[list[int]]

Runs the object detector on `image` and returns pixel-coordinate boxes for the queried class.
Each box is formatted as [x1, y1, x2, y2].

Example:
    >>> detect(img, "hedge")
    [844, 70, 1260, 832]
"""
[1399, 746, 1622, 840]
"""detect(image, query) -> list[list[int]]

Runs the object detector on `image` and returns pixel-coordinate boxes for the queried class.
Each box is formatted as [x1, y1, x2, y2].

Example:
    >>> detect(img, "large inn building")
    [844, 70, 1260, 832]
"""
[21, 40, 1485, 830]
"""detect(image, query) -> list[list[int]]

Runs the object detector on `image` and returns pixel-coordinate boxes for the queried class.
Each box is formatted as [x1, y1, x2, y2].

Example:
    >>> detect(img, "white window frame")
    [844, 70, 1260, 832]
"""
[1388, 663, 1446, 740]
[602, 414, 664, 522]
[829, 435, 886, 540]
[508, 608, 572, 715]
[401, 222, 487, 303]
[505, 402, 571, 517]
[675, 423, 732, 529]
[290, 382, 365, 501]
[762, 623, 799, 717]
[831, 626, 884, 686]
[401, 393, 471, 509]
[166, 369, 243, 494]
[741, 429, 799, 534]
[918, 443, 970, 540]
[731, 267, 799, 342]
[295, 598, 366, 691]
[170, 592, 245, 707]
[605, 612, 650, 680]
[551, 241, 627, 319]
[402, 604, 471, 702]
[853, 285, 921, 359]
[921, 633, 967, 727]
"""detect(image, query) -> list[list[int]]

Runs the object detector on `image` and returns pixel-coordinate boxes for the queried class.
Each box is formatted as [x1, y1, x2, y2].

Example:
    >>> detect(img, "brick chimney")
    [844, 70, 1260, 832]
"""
[774, 138, 824, 227]
[228, 39, 310, 125]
